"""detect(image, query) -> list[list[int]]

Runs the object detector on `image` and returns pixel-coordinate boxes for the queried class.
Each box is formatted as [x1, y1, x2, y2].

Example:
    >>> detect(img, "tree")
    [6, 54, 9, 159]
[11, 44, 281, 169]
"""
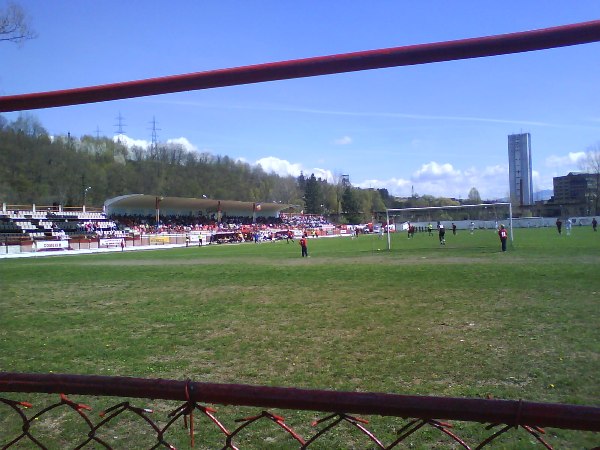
[10, 113, 47, 137]
[0, 2, 37, 44]
[377, 188, 391, 206]
[296, 172, 306, 192]
[303, 173, 323, 214]
[579, 143, 600, 215]
[271, 176, 302, 205]
[467, 187, 482, 204]
[341, 187, 361, 224]
[369, 190, 386, 214]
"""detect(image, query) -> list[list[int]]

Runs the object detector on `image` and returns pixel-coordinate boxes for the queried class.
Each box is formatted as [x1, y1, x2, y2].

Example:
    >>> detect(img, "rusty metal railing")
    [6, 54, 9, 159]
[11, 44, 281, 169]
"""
[1, 21, 599, 112]
[1, 372, 598, 449]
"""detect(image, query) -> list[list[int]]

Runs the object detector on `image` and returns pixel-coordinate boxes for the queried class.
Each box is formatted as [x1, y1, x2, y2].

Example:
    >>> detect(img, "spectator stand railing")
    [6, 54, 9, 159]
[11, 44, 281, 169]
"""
[1, 373, 598, 449]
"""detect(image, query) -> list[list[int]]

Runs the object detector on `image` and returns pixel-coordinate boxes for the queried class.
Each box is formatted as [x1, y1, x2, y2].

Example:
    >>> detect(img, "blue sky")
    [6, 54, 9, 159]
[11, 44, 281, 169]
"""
[1, 1, 599, 200]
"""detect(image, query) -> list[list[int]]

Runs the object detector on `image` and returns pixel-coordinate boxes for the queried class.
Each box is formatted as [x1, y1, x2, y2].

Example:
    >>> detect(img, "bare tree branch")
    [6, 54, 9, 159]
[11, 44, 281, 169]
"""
[0, 2, 37, 44]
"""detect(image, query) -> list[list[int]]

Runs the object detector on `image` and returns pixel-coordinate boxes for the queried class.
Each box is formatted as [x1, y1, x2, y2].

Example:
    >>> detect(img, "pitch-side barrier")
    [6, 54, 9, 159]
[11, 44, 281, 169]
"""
[1, 372, 598, 449]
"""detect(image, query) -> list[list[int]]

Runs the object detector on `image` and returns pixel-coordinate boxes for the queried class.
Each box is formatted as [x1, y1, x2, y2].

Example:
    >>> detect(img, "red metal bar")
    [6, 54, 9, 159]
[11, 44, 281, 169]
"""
[1, 20, 600, 112]
[1, 372, 598, 432]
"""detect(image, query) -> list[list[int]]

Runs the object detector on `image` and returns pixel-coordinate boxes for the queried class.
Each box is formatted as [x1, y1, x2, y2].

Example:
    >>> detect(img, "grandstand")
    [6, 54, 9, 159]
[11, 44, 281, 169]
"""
[0, 198, 337, 256]
[1, 195, 292, 243]
[0, 205, 117, 242]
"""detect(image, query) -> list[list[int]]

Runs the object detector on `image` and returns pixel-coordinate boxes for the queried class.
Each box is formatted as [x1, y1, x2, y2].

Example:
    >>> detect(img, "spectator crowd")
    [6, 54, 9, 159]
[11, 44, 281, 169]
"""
[108, 212, 332, 236]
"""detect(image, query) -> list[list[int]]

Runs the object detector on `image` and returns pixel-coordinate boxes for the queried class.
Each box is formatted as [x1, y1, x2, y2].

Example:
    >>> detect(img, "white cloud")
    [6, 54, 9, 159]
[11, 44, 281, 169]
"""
[166, 137, 198, 152]
[532, 170, 545, 189]
[254, 156, 334, 182]
[413, 162, 461, 181]
[113, 134, 150, 148]
[356, 162, 509, 200]
[312, 167, 335, 183]
[333, 136, 352, 145]
[111, 134, 201, 153]
[355, 177, 411, 191]
[545, 152, 586, 168]
[255, 156, 304, 177]
[481, 165, 508, 177]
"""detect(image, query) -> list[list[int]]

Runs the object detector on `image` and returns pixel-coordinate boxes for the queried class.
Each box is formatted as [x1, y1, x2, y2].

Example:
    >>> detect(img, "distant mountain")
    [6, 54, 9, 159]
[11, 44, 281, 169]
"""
[534, 189, 553, 201]
[489, 189, 553, 203]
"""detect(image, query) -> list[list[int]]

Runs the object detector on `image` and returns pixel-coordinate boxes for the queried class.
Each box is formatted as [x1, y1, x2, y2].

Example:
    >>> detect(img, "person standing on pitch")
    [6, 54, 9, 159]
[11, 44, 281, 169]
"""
[438, 223, 446, 245]
[498, 224, 508, 252]
[592, 218, 597, 232]
[299, 234, 308, 257]
[556, 218, 562, 234]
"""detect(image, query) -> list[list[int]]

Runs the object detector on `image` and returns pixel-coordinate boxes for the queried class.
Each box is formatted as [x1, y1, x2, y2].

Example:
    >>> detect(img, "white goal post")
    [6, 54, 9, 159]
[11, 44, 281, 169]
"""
[383, 202, 513, 250]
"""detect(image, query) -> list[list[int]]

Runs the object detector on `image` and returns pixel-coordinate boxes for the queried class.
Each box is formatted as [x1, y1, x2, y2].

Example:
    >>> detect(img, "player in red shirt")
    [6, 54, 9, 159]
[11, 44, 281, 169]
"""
[498, 224, 508, 252]
[299, 235, 308, 257]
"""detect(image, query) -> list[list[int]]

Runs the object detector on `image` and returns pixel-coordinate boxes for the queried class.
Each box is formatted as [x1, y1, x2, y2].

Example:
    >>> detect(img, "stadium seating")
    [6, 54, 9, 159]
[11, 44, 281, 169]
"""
[0, 208, 114, 241]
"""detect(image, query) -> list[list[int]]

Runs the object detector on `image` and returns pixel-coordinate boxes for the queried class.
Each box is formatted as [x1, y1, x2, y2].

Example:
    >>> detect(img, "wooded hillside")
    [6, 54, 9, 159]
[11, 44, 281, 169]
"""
[0, 114, 393, 223]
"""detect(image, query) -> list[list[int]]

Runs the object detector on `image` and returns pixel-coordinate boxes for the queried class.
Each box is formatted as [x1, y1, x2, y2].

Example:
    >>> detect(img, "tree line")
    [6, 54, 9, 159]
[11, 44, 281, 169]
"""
[0, 114, 380, 223]
[0, 114, 486, 223]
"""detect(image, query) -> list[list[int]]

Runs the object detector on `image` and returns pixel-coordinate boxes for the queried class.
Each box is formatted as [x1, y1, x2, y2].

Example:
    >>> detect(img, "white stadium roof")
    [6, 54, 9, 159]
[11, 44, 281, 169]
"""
[104, 194, 291, 217]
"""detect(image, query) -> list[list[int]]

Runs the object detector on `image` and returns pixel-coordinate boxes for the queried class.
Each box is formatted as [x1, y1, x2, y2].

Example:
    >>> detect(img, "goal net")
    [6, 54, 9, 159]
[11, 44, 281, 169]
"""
[382, 202, 513, 250]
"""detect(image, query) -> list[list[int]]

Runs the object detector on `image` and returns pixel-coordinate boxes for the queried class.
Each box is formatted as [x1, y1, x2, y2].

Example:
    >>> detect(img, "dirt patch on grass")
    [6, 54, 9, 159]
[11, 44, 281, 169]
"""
[74, 253, 600, 267]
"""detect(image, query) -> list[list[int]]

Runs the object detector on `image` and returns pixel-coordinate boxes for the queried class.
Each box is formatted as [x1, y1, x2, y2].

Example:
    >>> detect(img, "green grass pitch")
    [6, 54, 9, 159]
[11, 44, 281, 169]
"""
[1, 227, 598, 448]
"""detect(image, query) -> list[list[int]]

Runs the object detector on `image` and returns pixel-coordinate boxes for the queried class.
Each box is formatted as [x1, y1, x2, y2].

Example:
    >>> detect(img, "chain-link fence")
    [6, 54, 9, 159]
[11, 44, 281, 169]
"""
[1, 372, 598, 449]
